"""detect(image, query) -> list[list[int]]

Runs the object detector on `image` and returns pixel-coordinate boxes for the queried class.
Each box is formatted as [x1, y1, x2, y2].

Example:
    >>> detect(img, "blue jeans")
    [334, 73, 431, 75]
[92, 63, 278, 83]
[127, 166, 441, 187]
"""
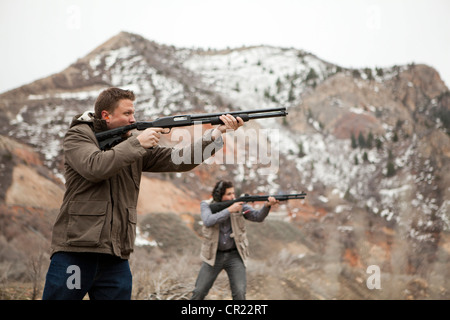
[42, 252, 132, 300]
[191, 249, 246, 300]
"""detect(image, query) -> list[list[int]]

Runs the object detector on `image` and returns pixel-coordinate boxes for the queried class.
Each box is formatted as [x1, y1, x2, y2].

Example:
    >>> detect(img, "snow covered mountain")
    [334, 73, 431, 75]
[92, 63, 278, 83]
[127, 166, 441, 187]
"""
[2, 31, 448, 225]
[1, 31, 449, 298]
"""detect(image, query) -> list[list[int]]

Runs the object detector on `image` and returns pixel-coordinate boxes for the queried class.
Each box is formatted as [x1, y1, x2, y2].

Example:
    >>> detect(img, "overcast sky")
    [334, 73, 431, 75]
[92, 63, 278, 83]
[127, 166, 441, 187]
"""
[1, 0, 449, 94]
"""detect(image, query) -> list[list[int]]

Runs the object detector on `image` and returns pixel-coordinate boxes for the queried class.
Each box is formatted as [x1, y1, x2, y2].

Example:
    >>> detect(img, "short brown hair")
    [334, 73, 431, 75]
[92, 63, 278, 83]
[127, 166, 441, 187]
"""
[94, 87, 135, 118]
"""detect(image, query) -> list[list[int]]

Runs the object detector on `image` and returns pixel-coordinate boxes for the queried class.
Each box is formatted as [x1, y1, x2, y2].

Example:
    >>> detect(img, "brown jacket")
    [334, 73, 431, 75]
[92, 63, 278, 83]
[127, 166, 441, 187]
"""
[50, 112, 223, 259]
[200, 199, 270, 267]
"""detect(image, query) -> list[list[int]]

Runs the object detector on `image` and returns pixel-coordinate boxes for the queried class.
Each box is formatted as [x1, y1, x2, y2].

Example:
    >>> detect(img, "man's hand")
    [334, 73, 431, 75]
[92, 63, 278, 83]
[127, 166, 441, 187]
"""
[212, 114, 245, 140]
[136, 127, 167, 148]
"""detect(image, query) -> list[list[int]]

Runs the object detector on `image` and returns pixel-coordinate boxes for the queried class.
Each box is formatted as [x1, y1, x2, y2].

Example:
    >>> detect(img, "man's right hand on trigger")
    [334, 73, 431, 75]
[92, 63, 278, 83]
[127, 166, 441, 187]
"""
[136, 127, 166, 148]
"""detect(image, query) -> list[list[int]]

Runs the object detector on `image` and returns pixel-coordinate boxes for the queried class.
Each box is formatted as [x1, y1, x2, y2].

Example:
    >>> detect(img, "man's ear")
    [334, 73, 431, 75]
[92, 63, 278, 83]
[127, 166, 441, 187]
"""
[101, 110, 110, 120]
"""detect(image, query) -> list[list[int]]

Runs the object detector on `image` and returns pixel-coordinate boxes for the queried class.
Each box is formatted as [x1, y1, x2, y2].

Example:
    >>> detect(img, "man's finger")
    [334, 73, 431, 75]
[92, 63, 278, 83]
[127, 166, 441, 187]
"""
[150, 127, 167, 133]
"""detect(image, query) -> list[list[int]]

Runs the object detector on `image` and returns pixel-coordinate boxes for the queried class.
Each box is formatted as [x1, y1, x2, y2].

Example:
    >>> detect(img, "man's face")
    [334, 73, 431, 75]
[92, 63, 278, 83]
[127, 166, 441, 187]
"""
[102, 99, 136, 131]
[222, 187, 236, 201]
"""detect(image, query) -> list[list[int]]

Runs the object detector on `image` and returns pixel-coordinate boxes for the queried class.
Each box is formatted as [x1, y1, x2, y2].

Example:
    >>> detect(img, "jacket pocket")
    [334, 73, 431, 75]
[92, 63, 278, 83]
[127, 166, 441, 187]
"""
[202, 225, 215, 240]
[200, 226, 216, 260]
[239, 234, 250, 259]
[123, 207, 137, 255]
[67, 201, 108, 247]
[201, 241, 214, 260]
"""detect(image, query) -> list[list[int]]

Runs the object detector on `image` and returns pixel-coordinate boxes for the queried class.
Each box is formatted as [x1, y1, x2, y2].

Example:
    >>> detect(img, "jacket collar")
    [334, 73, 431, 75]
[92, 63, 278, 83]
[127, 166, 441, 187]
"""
[70, 111, 108, 132]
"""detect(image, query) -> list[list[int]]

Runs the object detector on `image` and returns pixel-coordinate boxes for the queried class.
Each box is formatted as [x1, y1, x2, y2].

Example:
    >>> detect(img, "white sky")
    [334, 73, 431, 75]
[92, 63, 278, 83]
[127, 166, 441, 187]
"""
[1, 0, 449, 94]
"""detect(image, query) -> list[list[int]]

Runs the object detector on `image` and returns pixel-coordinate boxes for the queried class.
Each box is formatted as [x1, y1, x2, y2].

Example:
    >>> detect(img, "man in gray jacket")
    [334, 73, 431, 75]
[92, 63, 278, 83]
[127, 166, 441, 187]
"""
[42, 87, 244, 300]
[191, 180, 278, 300]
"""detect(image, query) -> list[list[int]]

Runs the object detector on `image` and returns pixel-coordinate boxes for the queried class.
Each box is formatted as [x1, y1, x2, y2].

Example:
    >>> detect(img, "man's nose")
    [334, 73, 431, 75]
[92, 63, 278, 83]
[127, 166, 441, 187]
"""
[129, 115, 136, 123]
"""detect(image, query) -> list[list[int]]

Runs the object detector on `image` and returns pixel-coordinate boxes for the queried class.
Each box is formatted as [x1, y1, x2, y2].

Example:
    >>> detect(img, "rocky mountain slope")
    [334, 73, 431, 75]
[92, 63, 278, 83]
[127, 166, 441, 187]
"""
[0, 31, 449, 299]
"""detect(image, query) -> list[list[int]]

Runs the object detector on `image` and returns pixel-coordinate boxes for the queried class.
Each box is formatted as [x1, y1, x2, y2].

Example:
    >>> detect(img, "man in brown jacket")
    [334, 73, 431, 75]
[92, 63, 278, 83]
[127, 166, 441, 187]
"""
[191, 180, 278, 300]
[42, 87, 244, 300]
